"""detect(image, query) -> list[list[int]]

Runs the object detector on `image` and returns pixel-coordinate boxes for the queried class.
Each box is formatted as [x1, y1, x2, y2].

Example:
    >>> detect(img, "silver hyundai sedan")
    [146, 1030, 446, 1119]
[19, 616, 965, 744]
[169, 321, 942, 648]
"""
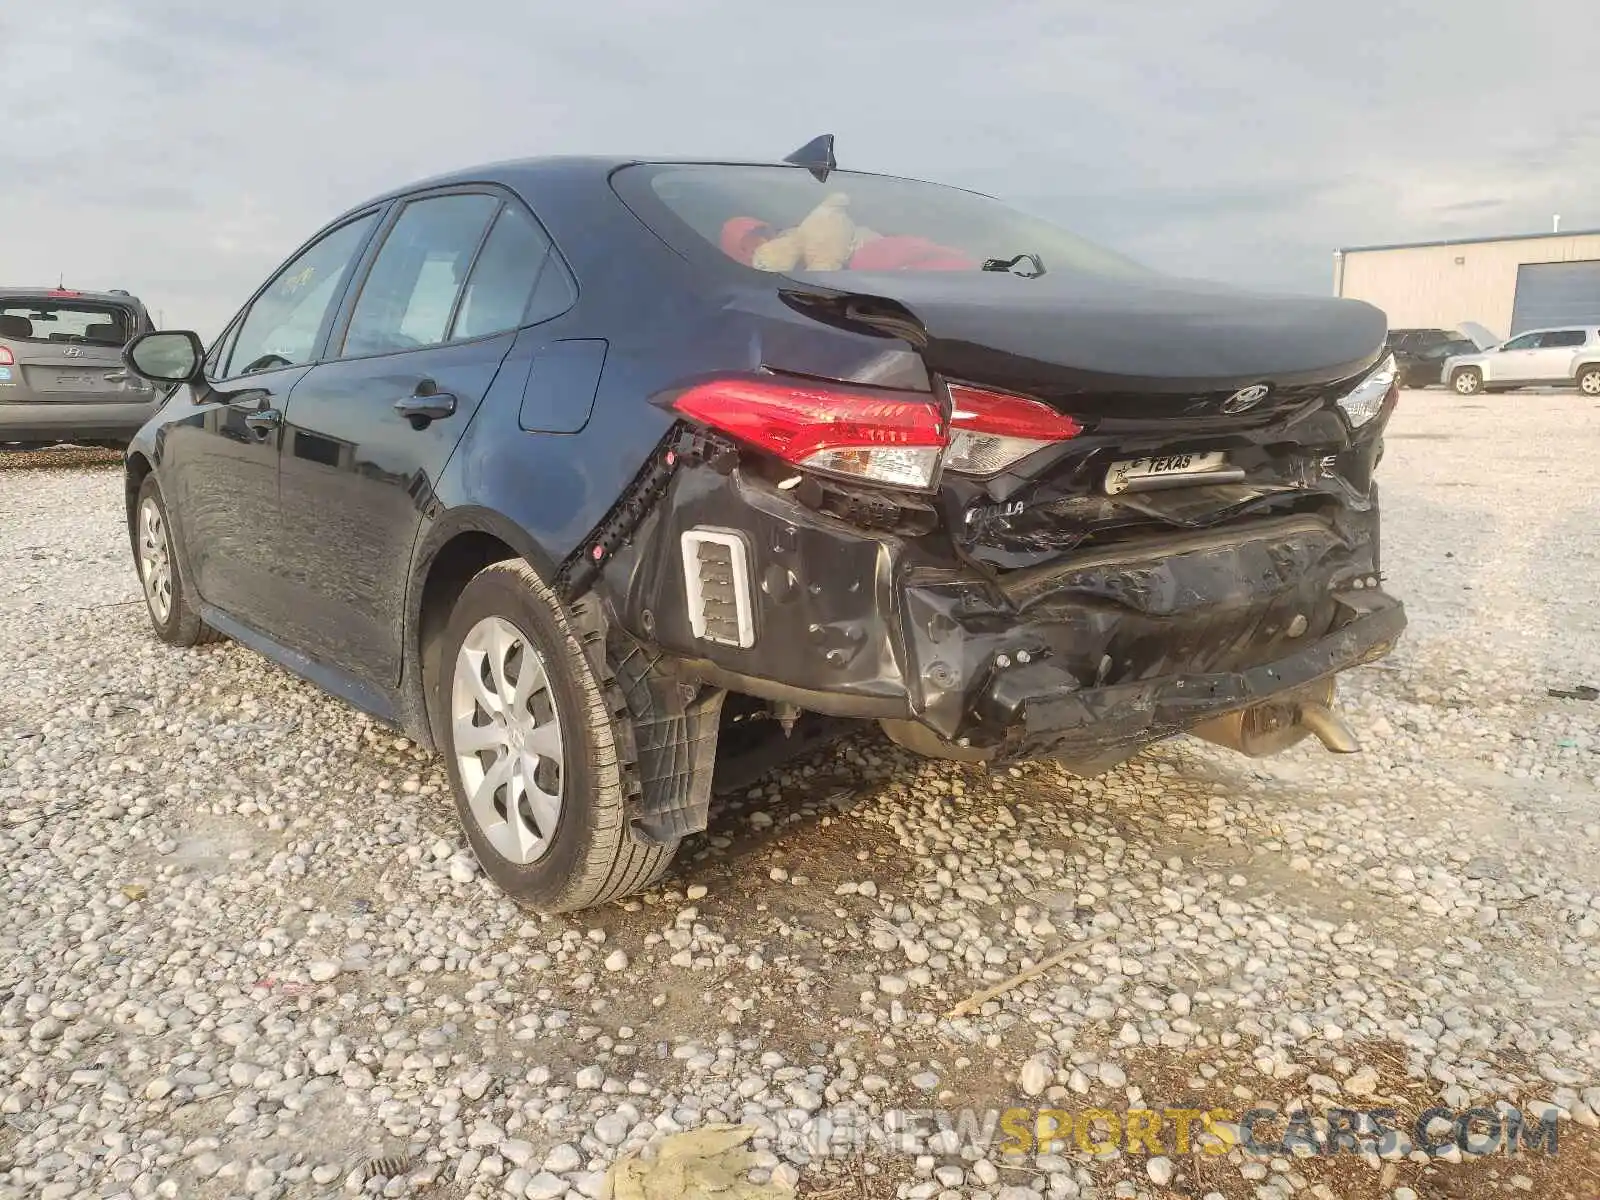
[0, 288, 161, 449]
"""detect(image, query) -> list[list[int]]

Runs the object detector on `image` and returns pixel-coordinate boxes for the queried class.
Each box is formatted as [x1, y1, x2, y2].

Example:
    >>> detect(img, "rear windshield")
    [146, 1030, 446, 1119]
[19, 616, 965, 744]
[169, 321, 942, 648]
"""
[615, 164, 1147, 279]
[0, 300, 132, 345]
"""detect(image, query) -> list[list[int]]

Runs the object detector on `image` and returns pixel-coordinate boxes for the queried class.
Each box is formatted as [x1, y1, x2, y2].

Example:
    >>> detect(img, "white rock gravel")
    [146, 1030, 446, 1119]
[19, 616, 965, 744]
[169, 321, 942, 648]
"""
[1, 395, 1597, 1199]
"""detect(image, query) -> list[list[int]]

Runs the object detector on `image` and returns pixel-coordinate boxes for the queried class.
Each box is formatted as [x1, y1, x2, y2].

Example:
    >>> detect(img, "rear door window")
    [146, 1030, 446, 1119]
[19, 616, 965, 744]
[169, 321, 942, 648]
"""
[340, 194, 500, 357]
[1538, 330, 1586, 348]
[452, 204, 569, 338]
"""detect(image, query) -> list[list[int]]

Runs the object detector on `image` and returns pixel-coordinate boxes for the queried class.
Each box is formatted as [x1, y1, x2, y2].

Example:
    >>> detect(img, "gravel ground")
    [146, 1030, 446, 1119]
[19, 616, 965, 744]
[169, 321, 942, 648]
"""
[2, 391, 1598, 1200]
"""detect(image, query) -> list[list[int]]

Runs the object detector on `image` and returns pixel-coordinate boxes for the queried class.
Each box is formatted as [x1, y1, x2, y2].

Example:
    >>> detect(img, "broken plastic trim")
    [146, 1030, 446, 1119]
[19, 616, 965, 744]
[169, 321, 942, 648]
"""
[556, 423, 735, 602]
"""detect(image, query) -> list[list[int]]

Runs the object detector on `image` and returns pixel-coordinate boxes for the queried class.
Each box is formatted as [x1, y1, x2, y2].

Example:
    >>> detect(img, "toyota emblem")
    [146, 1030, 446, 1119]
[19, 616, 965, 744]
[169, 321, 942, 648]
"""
[1220, 383, 1270, 413]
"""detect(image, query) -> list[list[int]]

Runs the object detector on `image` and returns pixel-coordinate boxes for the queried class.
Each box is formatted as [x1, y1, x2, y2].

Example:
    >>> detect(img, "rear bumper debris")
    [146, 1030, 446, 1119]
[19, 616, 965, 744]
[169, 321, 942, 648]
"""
[970, 592, 1403, 763]
[613, 459, 1405, 764]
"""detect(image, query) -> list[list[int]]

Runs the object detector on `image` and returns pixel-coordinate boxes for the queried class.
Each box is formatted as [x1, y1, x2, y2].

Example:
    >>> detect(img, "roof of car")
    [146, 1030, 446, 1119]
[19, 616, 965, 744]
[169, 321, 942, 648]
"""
[0, 287, 143, 305]
[338, 155, 987, 221]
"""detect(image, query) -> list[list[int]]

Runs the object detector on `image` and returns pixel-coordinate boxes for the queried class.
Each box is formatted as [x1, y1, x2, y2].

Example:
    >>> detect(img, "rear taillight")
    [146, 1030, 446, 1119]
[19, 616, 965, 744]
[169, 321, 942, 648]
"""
[0, 347, 12, 367]
[671, 376, 1082, 490]
[671, 378, 947, 489]
[944, 384, 1082, 476]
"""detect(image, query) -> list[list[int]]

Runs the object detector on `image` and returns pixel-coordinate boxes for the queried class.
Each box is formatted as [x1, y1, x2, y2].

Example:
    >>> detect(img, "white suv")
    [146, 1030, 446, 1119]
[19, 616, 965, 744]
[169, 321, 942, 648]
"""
[1444, 326, 1600, 396]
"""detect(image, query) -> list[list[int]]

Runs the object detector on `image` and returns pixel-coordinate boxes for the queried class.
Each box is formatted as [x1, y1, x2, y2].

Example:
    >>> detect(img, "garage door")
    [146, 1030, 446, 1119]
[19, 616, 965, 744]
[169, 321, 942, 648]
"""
[1510, 260, 1600, 333]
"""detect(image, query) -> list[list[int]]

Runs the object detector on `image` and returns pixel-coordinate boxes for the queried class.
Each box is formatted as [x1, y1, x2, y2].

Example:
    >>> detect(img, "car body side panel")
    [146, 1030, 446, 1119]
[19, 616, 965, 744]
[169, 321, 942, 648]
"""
[1529, 344, 1570, 380]
[426, 331, 686, 568]
[155, 367, 312, 630]
[419, 212, 761, 573]
[275, 329, 522, 687]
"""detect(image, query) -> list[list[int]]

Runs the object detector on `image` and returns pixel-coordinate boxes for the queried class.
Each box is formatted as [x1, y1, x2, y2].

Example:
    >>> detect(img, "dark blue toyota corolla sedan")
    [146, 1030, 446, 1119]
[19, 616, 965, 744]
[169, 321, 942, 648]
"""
[121, 138, 1405, 911]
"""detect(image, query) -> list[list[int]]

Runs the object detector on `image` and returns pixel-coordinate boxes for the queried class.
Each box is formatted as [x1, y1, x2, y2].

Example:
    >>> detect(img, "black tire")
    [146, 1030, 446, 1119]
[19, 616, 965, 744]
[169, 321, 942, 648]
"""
[436, 560, 676, 911]
[1450, 367, 1482, 396]
[1578, 365, 1600, 398]
[133, 475, 223, 647]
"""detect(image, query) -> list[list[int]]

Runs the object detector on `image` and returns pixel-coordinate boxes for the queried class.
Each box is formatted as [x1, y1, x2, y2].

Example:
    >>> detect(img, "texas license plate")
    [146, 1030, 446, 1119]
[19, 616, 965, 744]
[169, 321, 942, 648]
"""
[1105, 450, 1228, 495]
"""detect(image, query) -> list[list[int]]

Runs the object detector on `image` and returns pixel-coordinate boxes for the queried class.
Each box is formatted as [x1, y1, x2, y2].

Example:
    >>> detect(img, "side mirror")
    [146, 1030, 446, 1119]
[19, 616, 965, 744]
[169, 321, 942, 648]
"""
[124, 330, 204, 384]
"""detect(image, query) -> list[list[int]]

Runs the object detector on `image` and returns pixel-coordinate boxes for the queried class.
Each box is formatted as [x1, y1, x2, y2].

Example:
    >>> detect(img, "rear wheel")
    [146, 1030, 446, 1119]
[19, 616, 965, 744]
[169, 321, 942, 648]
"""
[1451, 367, 1482, 395]
[134, 475, 222, 647]
[1578, 365, 1600, 397]
[437, 560, 676, 911]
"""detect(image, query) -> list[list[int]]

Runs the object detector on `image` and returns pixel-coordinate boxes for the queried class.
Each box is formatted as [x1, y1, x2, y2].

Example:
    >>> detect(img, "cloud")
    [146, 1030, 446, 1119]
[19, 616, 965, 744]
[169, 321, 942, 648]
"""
[4, 0, 1595, 334]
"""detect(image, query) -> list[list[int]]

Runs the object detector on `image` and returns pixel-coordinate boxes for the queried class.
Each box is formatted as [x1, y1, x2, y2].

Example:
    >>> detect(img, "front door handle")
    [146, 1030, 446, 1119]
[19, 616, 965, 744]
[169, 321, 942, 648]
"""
[244, 408, 282, 438]
[394, 388, 457, 430]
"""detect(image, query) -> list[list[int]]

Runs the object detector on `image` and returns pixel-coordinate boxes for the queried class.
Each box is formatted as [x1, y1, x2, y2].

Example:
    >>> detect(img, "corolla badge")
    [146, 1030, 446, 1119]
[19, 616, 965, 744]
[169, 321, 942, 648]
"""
[1220, 382, 1270, 413]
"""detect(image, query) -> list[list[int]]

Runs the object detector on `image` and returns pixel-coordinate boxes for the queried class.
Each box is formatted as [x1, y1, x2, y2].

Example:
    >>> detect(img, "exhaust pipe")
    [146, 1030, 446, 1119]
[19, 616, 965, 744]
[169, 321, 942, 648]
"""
[1188, 681, 1359, 758]
[1295, 701, 1359, 753]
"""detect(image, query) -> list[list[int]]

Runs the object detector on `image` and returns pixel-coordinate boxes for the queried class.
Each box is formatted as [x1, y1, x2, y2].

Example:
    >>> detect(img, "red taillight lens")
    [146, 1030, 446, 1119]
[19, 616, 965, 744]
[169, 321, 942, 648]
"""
[670, 376, 1082, 489]
[944, 384, 1082, 476]
[0, 347, 13, 367]
[672, 378, 946, 489]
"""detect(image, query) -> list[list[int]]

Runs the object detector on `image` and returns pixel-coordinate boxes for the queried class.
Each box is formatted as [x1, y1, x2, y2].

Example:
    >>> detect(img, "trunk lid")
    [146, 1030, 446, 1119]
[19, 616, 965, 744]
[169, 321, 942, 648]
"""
[788, 270, 1386, 420]
[775, 273, 1388, 573]
[0, 297, 140, 402]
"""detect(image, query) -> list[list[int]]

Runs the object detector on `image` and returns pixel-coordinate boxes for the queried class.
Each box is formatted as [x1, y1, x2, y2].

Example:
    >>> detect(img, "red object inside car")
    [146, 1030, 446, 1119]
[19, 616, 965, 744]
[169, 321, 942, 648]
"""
[848, 236, 976, 272]
[717, 216, 975, 273]
[719, 217, 776, 266]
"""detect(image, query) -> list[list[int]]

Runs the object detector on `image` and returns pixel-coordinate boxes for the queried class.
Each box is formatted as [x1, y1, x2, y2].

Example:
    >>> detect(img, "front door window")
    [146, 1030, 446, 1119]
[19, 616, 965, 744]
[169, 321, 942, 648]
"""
[226, 214, 379, 378]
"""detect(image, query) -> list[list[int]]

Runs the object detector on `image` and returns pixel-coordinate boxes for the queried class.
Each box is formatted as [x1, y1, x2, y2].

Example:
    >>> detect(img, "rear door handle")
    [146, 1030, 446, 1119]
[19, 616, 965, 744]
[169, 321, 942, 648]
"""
[394, 389, 457, 429]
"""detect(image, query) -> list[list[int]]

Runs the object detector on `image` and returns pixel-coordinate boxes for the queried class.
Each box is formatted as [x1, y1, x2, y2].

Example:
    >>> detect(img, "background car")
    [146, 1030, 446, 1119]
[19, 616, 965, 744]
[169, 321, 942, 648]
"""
[117, 146, 1403, 912]
[1444, 326, 1600, 395]
[1385, 327, 1459, 355]
[1396, 335, 1483, 388]
[1385, 326, 1494, 388]
[0, 288, 160, 449]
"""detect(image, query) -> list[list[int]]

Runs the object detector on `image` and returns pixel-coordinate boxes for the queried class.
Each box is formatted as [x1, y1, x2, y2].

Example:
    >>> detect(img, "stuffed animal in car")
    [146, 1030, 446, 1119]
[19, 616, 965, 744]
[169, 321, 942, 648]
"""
[721, 193, 975, 272]
[739, 193, 861, 271]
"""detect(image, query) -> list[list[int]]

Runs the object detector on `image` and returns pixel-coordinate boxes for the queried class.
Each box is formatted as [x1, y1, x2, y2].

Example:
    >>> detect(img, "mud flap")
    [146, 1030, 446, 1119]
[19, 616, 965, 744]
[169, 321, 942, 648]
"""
[607, 631, 724, 845]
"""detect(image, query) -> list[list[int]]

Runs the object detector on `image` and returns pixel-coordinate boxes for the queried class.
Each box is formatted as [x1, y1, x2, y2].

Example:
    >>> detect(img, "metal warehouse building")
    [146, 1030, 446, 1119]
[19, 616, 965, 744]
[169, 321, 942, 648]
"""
[1334, 229, 1600, 339]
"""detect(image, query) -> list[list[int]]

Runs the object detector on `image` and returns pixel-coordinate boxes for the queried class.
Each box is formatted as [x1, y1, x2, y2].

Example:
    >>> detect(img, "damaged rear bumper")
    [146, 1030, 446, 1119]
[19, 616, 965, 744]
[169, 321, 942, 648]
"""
[614, 460, 1405, 764]
[968, 590, 1402, 764]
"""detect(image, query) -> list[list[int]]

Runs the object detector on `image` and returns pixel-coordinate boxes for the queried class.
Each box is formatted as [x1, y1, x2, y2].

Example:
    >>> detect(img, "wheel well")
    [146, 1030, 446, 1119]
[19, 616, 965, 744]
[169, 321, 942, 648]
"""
[417, 530, 520, 681]
[124, 453, 153, 539]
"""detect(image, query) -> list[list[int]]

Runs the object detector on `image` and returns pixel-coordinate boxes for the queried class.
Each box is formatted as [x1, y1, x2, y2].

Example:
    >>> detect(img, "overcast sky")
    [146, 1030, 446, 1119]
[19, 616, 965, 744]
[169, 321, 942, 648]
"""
[5, 1, 1595, 335]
